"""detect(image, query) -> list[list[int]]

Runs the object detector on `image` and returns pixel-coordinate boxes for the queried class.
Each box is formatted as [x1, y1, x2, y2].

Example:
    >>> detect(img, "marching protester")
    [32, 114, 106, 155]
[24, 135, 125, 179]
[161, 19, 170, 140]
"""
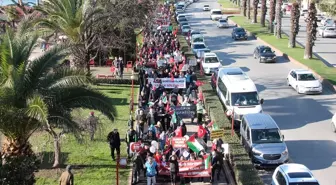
[125, 126, 137, 158]
[87, 111, 98, 141]
[132, 152, 145, 185]
[169, 155, 179, 185]
[144, 156, 158, 185]
[107, 129, 120, 161]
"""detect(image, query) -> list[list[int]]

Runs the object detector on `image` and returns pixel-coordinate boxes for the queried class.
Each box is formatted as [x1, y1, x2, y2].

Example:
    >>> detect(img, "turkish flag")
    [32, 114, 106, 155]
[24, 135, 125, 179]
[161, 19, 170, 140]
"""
[197, 125, 206, 138]
[198, 91, 204, 100]
[208, 120, 214, 127]
[175, 126, 182, 137]
[154, 152, 161, 163]
[211, 142, 217, 151]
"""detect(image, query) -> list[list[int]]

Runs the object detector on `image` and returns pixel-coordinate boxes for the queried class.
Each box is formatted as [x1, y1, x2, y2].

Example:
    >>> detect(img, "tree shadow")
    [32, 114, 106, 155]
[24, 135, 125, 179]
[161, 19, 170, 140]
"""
[37, 151, 70, 169]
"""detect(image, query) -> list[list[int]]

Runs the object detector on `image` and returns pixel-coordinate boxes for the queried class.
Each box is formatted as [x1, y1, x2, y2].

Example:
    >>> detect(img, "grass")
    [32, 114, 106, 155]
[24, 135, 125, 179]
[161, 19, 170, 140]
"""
[218, 0, 240, 9]
[135, 28, 144, 47]
[230, 16, 336, 85]
[30, 85, 138, 185]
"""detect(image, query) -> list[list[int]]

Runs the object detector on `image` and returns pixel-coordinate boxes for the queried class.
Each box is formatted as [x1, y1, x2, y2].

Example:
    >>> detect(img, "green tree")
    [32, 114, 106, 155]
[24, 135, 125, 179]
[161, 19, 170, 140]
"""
[289, 2, 300, 48]
[260, 0, 267, 27]
[269, 0, 276, 33]
[304, 2, 318, 59]
[318, 0, 336, 16]
[247, 0, 251, 19]
[0, 17, 116, 183]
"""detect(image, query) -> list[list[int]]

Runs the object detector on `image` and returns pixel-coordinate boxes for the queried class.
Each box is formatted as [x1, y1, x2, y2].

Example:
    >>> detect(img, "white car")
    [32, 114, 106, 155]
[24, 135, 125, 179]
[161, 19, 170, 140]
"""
[332, 113, 336, 132]
[210, 9, 222, 21]
[202, 53, 222, 74]
[287, 69, 322, 94]
[203, 4, 210, 11]
[217, 19, 229, 28]
[271, 163, 320, 185]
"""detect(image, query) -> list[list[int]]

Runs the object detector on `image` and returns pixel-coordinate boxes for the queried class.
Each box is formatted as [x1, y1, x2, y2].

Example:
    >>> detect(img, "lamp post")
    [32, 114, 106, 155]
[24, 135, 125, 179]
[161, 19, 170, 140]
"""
[131, 72, 135, 114]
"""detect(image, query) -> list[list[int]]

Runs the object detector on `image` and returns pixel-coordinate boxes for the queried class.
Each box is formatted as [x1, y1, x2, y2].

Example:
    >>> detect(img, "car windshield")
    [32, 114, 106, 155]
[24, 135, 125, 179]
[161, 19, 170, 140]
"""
[193, 38, 204, 42]
[204, 5, 209, 7]
[252, 129, 282, 144]
[205, 57, 219, 63]
[235, 28, 245, 33]
[298, 73, 316, 81]
[212, 11, 222, 15]
[179, 18, 187, 21]
[260, 47, 273, 53]
[193, 44, 206, 49]
[181, 23, 188, 26]
[231, 92, 259, 106]
[192, 32, 201, 35]
[220, 20, 227, 23]
[183, 26, 190, 29]
[289, 183, 319, 185]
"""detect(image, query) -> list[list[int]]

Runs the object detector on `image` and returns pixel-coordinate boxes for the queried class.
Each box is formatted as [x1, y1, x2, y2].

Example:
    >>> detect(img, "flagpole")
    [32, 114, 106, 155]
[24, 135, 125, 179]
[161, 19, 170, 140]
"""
[231, 108, 234, 136]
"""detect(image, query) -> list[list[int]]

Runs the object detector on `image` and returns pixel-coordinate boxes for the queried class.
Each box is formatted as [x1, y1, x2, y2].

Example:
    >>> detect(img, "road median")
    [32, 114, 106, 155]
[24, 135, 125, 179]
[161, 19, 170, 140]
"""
[228, 16, 336, 92]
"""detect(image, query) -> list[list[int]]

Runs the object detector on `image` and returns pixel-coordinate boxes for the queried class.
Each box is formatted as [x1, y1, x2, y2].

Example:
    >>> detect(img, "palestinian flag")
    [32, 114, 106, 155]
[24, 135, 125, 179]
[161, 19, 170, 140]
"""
[171, 112, 177, 124]
[187, 134, 204, 153]
[203, 155, 211, 169]
[161, 95, 167, 104]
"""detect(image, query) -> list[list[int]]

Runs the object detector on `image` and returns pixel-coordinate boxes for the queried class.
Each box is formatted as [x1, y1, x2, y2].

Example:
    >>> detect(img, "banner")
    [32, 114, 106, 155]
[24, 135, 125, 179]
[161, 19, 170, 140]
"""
[159, 159, 211, 177]
[171, 106, 196, 118]
[148, 78, 186, 89]
[171, 137, 187, 148]
[129, 142, 143, 154]
[210, 129, 225, 139]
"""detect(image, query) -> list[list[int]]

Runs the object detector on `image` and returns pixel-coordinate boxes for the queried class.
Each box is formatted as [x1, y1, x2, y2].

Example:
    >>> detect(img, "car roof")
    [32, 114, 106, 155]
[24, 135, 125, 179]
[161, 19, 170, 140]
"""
[204, 52, 217, 57]
[204, 4, 209, 6]
[182, 25, 190, 27]
[243, 113, 278, 129]
[219, 19, 227, 21]
[292, 69, 313, 74]
[211, 9, 221, 11]
[279, 163, 319, 183]
[218, 67, 258, 93]
[257, 45, 271, 49]
[191, 30, 201, 33]
[193, 42, 206, 45]
[192, 34, 204, 39]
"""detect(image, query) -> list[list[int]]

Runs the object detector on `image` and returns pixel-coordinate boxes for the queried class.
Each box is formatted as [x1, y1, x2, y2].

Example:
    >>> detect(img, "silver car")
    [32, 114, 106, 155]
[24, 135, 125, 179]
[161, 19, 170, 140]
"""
[217, 19, 229, 28]
[320, 27, 336, 38]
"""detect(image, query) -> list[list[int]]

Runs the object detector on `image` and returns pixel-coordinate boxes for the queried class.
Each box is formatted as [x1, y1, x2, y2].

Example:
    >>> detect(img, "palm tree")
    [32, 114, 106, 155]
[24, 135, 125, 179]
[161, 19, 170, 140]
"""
[275, 0, 282, 38]
[304, 2, 318, 59]
[260, 0, 267, 27]
[288, 2, 300, 48]
[247, 0, 251, 19]
[242, 0, 247, 16]
[0, 17, 116, 181]
[269, 0, 276, 33]
[253, 0, 259, 23]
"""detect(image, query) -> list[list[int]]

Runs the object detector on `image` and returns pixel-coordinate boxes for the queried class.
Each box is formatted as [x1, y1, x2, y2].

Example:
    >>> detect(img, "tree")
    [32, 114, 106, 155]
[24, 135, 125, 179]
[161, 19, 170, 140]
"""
[275, 0, 282, 38]
[318, 0, 336, 16]
[260, 0, 267, 26]
[247, 0, 251, 19]
[0, 17, 116, 181]
[253, 0, 259, 23]
[288, 2, 300, 48]
[304, 2, 318, 59]
[269, 0, 276, 33]
[242, 0, 247, 16]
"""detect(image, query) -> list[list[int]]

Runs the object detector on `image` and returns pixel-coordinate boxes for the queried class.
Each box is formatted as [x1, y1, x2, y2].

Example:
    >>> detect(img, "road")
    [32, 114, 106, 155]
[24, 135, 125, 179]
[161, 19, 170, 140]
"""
[185, 0, 336, 184]
[281, 15, 336, 67]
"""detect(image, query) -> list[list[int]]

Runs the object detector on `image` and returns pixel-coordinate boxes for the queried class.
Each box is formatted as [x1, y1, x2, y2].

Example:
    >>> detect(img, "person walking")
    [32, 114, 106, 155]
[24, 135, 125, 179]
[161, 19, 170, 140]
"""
[119, 57, 124, 78]
[87, 111, 98, 141]
[169, 155, 179, 185]
[107, 129, 121, 161]
[136, 109, 146, 138]
[59, 165, 74, 185]
[126, 126, 137, 158]
[144, 156, 158, 185]
[132, 152, 145, 185]
[196, 99, 205, 125]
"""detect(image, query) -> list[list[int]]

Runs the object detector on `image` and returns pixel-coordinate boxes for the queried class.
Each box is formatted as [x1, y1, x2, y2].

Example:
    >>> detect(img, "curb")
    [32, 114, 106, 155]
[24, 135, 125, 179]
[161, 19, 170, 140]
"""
[228, 18, 336, 93]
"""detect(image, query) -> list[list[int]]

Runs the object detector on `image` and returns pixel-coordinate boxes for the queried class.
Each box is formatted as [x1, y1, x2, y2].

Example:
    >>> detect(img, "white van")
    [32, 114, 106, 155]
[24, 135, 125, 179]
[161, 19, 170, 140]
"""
[202, 53, 222, 74]
[210, 9, 222, 21]
[216, 67, 264, 122]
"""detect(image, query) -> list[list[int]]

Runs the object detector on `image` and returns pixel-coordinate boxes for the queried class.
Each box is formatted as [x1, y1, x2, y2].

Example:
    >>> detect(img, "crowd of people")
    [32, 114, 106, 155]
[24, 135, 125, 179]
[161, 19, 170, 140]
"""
[105, 2, 228, 185]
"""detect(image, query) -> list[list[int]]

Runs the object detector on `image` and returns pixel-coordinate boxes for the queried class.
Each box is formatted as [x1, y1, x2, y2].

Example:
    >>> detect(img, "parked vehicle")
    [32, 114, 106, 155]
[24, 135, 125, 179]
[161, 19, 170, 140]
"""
[300, 9, 308, 16]
[181, 25, 191, 35]
[177, 16, 187, 24]
[321, 17, 334, 26]
[216, 67, 264, 122]
[253, 45, 277, 63]
[202, 53, 222, 74]
[316, 13, 324, 22]
[320, 27, 336, 38]
[271, 163, 320, 185]
[190, 30, 202, 37]
[190, 34, 204, 46]
[203, 4, 210, 11]
[232, 27, 248, 40]
[287, 69, 323, 94]
[217, 19, 229, 28]
[240, 113, 289, 167]
[191, 42, 209, 56]
[210, 9, 222, 21]
[331, 113, 336, 132]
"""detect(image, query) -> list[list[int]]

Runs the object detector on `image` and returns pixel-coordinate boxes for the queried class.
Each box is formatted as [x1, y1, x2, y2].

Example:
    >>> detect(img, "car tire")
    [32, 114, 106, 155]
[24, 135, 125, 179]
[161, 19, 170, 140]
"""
[259, 58, 262, 63]
[287, 78, 291, 86]
[296, 86, 301, 94]
[331, 122, 336, 133]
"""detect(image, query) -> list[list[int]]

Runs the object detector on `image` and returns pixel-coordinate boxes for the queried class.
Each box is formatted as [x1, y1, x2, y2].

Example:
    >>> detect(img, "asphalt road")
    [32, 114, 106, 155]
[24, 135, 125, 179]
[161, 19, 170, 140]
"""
[185, 0, 336, 184]
[280, 15, 336, 67]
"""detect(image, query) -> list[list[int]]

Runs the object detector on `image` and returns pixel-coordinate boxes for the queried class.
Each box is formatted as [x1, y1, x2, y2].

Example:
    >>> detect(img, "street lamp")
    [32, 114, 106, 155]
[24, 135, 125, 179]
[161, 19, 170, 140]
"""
[131, 72, 135, 114]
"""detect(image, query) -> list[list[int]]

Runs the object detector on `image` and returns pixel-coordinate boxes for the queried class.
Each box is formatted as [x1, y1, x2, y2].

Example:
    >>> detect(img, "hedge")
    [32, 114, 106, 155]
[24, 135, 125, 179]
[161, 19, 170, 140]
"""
[171, 11, 264, 185]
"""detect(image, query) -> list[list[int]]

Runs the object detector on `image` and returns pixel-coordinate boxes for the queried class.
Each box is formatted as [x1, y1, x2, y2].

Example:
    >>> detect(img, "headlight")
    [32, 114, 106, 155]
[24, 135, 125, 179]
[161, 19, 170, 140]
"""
[260, 56, 265, 59]
[235, 34, 239, 36]
[252, 149, 262, 156]
[299, 85, 306, 89]
[282, 149, 288, 155]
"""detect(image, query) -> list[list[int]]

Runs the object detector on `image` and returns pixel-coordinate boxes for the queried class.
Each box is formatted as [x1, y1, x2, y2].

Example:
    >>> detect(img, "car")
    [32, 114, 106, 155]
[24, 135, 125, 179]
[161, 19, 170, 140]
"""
[253, 46, 277, 63]
[202, 53, 222, 74]
[191, 42, 208, 55]
[175, 10, 184, 16]
[300, 9, 308, 16]
[177, 16, 187, 23]
[190, 34, 204, 46]
[179, 21, 189, 29]
[316, 13, 324, 22]
[232, 27, 248, 40]
[287, 69, 323, 94]
[217, 19, 229, 28]
[181, 25, 191, 35]
[320, 26, 336, 38]
[271, 163, 320, 185]
[190, 30, 202, 37]
[210, 9, 222, 21]
[203, 4, 210, 11]
[321, 17, 334, 26]
[331, 113, 336, 132]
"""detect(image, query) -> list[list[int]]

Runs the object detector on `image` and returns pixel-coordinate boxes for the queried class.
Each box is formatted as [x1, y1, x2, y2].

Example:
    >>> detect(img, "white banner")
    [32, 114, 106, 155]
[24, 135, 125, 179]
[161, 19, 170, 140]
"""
[148, 78, 186, 89]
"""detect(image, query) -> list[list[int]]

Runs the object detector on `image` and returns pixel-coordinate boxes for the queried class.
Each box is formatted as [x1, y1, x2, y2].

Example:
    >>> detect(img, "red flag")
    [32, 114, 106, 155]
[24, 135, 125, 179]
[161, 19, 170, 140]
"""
[208, 120, 214, 127]
[193, 100, 197, 104]
[175, 126, 182, 137]
[166, 102, 170, 112]
[154, 152, 161, 163]
[197, 125, 206, 138]
[196, 80, 205, 87]
[163, 146, 171, 155]
[179, 64, 184, 71]
[198, 91, 204, 100]
[211, 142, 217, 151]
[188, 133, 196, 142]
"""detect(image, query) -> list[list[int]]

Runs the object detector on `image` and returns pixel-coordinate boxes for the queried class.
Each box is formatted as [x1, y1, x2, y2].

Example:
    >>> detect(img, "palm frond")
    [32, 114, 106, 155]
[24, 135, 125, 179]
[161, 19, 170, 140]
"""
[25, 95, 48, 124]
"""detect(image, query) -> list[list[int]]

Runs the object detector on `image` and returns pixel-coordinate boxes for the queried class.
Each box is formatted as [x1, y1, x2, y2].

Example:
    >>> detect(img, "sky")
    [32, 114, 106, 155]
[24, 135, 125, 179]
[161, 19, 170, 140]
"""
[0, 0, 37, 6]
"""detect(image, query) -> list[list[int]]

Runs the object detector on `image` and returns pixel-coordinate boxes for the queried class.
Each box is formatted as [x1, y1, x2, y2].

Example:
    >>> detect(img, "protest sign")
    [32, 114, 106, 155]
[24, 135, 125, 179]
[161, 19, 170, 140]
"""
[129, 142, 143, 154]
[159, 159, 211, 177]
[148, 78, 186, 89]
[188, 59, 197, 66]
[171, 137, 187, 148]
[171, 106, 196, 118]
[210, 129, 224, 139]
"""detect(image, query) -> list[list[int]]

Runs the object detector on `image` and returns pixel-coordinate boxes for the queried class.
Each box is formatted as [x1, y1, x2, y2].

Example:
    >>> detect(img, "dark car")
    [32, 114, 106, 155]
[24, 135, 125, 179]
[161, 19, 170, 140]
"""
[232, 27, 248, 40]
[177, 17, 187, 24]
[253, 46, 277, 63]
